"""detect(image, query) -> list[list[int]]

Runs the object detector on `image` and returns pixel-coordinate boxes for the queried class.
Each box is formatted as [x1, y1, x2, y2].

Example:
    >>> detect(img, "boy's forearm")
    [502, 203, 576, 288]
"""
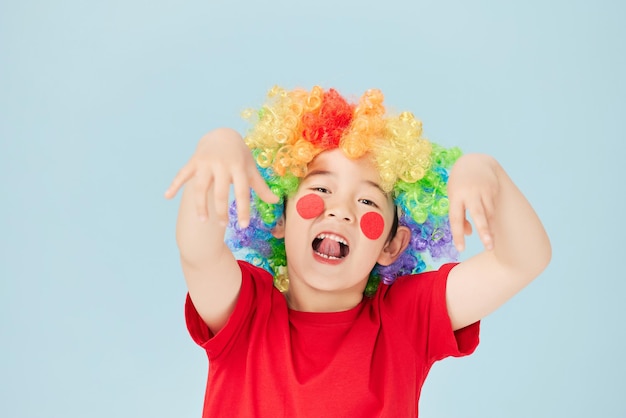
[175, 178, 229, 266]
[490, 163, 551, 276]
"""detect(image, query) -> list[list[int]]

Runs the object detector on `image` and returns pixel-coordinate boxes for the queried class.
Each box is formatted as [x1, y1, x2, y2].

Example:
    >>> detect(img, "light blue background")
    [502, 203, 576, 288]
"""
[1, 0, 624, 417]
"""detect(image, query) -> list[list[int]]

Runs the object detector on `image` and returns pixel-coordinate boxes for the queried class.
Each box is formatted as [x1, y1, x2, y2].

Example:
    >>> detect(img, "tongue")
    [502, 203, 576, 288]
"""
[318, 238, 341, 257]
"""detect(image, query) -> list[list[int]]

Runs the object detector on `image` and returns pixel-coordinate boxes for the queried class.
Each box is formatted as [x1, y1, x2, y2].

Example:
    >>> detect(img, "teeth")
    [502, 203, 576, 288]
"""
[315, 233, 348, 246]
[314, 252, 341, 260]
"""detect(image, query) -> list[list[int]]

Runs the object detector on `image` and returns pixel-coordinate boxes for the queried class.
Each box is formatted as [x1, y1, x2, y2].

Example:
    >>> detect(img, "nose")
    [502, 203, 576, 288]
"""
[324, 201, 355, 223]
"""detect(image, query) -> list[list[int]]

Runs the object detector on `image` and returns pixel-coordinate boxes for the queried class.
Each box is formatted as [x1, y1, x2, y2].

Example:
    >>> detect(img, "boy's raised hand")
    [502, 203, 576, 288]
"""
[164, 128, 279, 228]
[447, 154, 501, 253]
[443, 153, 550, 330]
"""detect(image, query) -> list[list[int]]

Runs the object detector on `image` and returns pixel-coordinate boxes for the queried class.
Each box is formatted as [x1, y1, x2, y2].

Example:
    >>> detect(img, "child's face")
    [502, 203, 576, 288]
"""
[277, 149, 399, 302]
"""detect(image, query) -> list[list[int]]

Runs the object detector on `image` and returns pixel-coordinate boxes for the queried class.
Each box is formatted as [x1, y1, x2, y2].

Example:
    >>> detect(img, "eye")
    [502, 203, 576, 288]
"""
[358, 198, 379, 208]
[312, 187, 330, 194]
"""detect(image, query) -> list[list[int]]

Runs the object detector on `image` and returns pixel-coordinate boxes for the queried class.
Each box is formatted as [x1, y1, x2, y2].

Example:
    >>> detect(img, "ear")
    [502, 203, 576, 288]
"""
[271, 216, 285, 239]
[376, 226, 411, 266]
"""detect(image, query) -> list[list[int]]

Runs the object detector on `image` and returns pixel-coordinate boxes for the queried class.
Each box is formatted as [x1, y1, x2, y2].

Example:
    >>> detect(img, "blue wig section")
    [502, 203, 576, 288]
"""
[225, 191, 285, 277]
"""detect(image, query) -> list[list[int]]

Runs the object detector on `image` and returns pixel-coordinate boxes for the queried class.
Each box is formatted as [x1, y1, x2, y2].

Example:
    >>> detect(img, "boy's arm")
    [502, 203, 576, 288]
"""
[165, 128, 278, 334]
[445, 154, 552, 331]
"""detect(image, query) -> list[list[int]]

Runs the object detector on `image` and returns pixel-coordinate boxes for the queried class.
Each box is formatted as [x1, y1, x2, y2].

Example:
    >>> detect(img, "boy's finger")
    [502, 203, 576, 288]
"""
[193, 173, 211, 222]
[212, 172, 231, 225]
[448, 199, 466, 252]
[463, 219, 473, 236]
[481, 194, 496, 220]
[480, 194, 496, 249]
[249, 171, 279, 204]
[232, 172, 251, 228]
[164, 165, 193, 198]
[468, 199, 493, 250]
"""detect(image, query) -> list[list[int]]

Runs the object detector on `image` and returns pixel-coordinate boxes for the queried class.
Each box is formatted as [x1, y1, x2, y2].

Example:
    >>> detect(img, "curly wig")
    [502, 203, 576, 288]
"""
[226, 86, 461, 295]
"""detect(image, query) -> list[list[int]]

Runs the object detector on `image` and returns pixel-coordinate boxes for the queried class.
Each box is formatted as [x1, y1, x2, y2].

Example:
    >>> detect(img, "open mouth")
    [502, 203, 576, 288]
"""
[312, 233, 350, 260]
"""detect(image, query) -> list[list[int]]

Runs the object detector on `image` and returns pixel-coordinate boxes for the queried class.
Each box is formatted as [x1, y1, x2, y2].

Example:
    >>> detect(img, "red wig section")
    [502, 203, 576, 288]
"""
[301, 89, 355, 150]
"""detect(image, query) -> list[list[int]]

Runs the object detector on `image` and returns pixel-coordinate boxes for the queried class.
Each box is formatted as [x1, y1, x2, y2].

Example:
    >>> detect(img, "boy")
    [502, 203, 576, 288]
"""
[164, 86, 551, 417]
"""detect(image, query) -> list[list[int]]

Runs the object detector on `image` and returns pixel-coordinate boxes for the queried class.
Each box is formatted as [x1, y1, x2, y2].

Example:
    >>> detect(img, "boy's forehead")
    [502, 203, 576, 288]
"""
[304, 150, 389, 196]
[307, 149, 379, 176]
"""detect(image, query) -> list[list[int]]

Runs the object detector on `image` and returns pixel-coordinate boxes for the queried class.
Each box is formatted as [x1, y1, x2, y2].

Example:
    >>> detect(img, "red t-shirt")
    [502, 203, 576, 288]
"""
[185, 261, 480, 417]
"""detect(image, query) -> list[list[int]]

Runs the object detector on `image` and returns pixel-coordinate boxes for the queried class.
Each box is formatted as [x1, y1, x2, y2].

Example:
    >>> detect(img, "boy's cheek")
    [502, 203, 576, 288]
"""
[296, 194, 325, 219]
[360, 212, 384, 240]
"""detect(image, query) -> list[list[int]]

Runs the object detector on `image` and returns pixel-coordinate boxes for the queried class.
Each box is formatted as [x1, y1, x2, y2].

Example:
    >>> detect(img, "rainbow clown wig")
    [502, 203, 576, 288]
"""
[226, 86, 462, 295]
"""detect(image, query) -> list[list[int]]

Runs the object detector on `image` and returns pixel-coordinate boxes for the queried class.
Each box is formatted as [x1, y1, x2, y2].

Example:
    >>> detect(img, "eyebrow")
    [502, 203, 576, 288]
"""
[304, 170, 388, 196]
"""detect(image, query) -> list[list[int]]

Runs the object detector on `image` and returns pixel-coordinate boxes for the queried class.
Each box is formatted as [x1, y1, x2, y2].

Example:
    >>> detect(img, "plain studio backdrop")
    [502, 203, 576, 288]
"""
[1, 0, 624, 417]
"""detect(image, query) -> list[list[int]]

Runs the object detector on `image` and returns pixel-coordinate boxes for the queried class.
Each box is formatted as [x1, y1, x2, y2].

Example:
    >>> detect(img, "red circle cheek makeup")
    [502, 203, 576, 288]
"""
[296, 194, 325, 219]
[360, 212, 385, 240]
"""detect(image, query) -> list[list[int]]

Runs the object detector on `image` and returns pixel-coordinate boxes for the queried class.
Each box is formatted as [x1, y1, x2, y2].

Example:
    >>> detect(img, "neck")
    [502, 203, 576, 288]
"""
[284, 282, 365, 312]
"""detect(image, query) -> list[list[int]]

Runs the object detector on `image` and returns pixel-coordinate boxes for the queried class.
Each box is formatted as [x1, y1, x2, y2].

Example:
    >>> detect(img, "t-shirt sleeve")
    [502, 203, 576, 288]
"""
[382, 263, 480, 365]
[184, 260, 274, 359]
